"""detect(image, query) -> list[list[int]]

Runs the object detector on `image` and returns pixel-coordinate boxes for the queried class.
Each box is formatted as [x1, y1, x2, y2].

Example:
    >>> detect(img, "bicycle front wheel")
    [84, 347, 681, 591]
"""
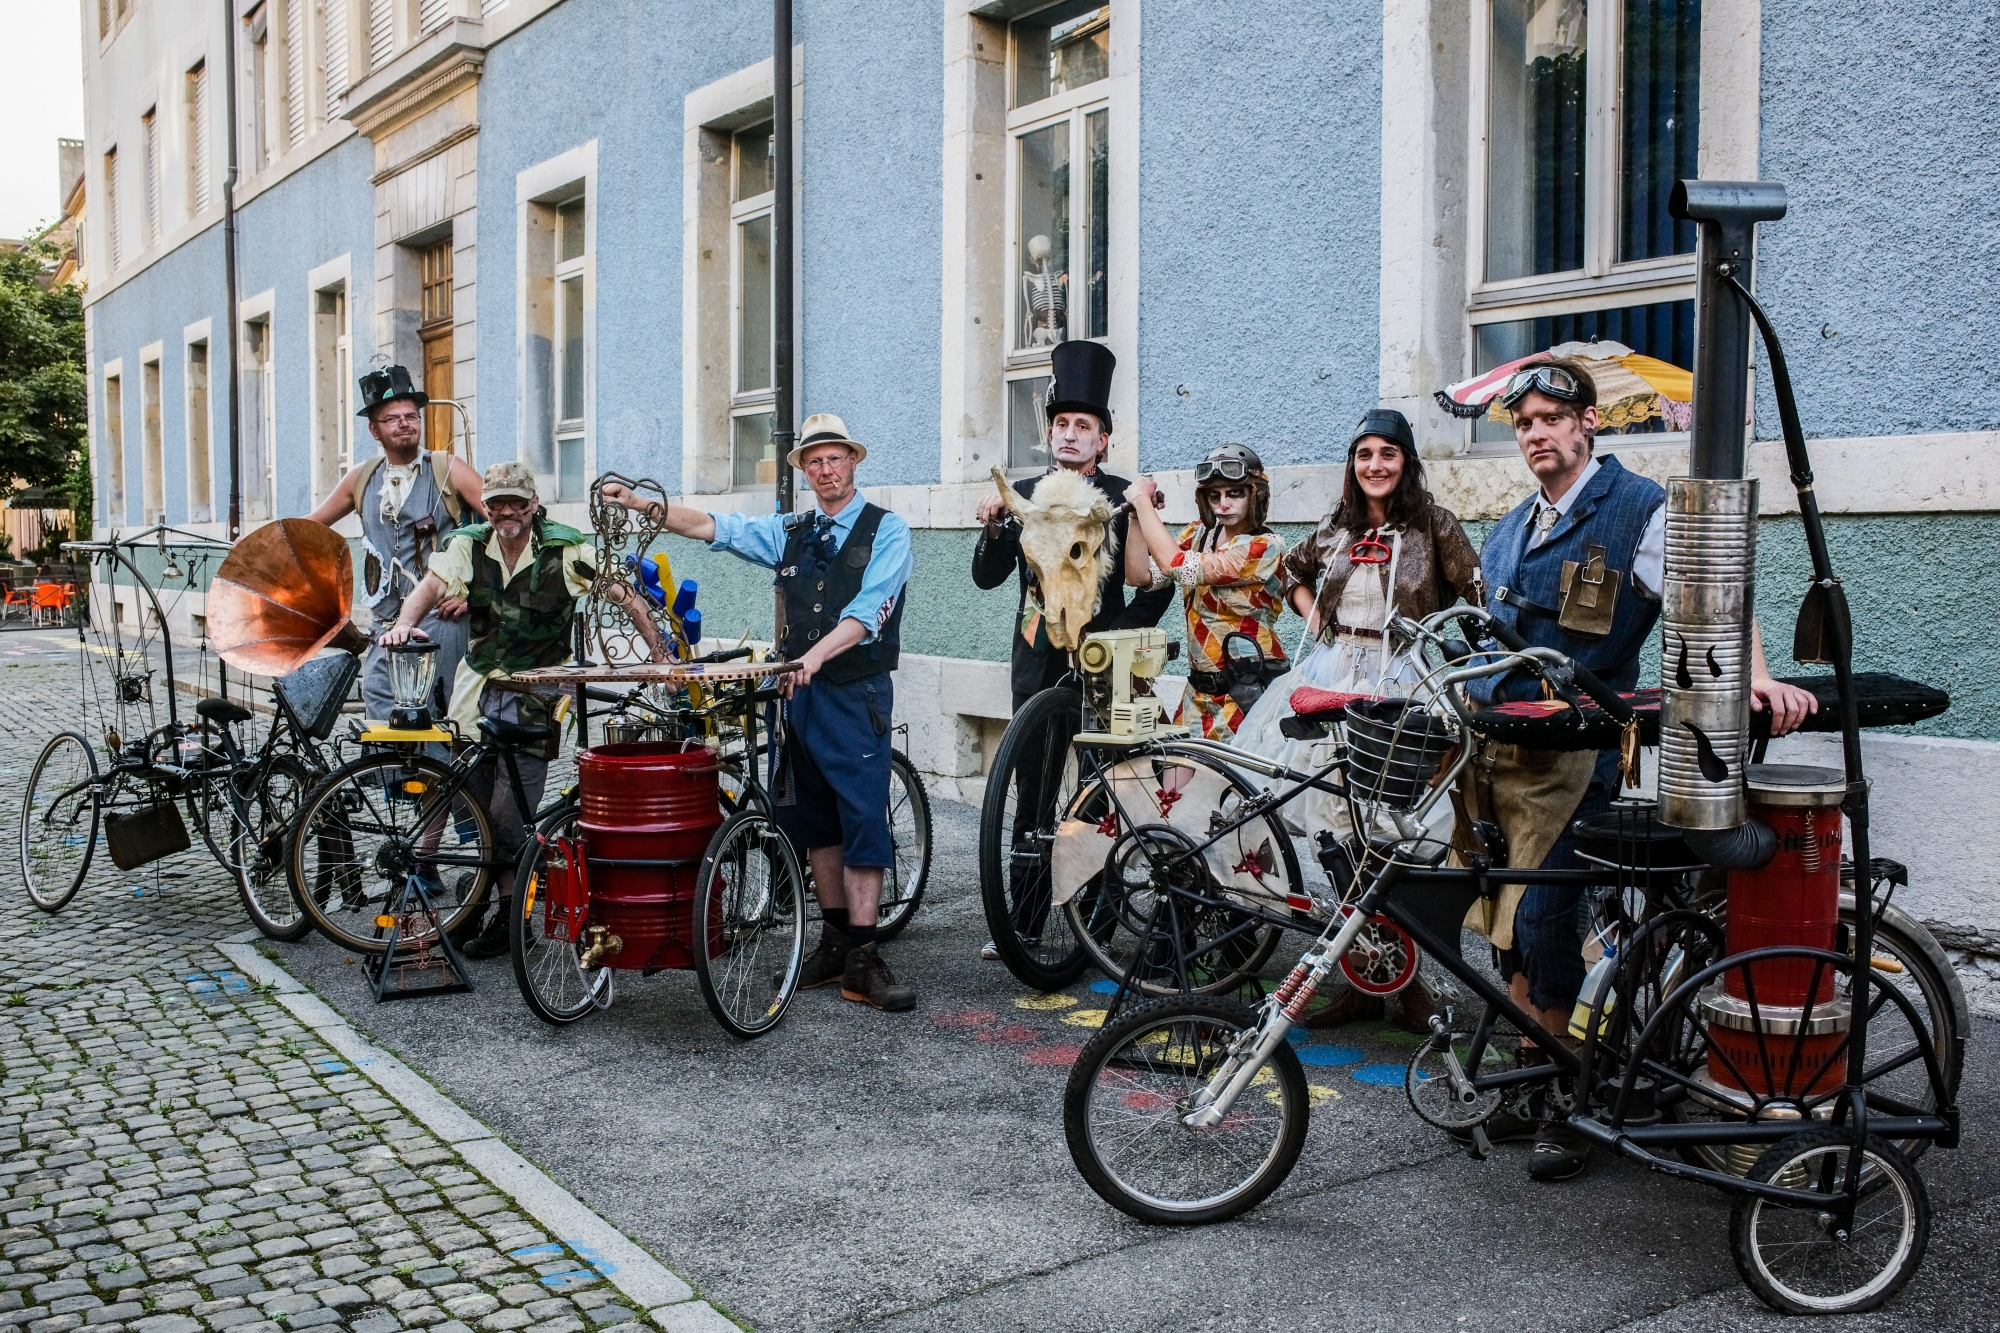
[1064, 997, 1308, 1225]
[20, 732, 100, 913]
[289, 752, 495, 954]
[979, 687, 1090, 989]
[511, 806, 608, 1026]
[694, 809, 807, 1040]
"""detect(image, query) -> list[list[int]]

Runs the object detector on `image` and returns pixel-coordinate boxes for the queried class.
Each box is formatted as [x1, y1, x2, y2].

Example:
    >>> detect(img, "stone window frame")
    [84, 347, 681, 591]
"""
[183, 319, 216, 526]
[681, 54, 802, 502]
[1377, 0, 1759, 456]
[514, 140, 598, 507]
[940, 0, 1139, 486]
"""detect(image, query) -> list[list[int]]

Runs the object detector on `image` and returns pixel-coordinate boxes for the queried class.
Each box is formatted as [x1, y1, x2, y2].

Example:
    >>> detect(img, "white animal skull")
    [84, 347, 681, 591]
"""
[993, 466, 1117, 652]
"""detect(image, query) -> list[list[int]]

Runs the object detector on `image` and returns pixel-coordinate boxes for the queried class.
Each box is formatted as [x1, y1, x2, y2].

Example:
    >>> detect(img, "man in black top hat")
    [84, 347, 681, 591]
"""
[971, 340, 1172, 959]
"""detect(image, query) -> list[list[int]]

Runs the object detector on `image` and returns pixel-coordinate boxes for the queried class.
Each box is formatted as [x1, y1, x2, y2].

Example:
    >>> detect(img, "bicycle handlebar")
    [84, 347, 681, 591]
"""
[1412, 607, 1635, 726]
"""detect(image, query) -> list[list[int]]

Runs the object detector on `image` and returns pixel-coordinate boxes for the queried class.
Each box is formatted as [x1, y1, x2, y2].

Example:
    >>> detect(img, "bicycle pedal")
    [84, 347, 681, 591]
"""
[1468, 1125, 1493, 1161]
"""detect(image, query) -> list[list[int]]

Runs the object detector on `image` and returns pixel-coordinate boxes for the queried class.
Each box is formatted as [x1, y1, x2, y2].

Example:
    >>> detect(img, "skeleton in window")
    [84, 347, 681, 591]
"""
[1022, 233, 1067, 347]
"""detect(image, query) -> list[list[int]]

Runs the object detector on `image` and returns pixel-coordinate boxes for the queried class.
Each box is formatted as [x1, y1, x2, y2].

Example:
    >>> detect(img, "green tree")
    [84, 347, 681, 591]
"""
[0, 238, 88, 516]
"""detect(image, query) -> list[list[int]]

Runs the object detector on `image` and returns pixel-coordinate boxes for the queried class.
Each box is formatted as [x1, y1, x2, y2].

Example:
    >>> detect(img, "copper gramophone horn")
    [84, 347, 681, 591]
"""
[207, 519, 370, 676]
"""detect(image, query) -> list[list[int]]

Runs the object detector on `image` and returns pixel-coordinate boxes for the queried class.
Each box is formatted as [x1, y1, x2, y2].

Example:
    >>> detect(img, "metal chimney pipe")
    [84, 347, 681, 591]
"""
[1673, 179, 1787, 481]
[1655, 180, 1788, 836]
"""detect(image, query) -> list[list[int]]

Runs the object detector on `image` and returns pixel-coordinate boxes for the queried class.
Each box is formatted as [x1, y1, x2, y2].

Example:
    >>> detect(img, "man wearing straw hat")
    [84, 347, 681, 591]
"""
[609, 414, 916, 1012]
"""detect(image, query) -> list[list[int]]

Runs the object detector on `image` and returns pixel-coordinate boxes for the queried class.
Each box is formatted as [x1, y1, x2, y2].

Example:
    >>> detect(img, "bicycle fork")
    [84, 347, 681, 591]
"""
[1182, 904, 1377, 1128]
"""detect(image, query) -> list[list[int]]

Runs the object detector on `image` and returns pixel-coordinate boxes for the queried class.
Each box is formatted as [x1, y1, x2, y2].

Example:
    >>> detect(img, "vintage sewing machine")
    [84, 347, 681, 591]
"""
[1075, 626, 1184, 744]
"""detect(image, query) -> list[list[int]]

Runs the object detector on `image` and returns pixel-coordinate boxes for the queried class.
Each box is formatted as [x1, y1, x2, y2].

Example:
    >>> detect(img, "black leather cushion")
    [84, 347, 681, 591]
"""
[477, 716, 554, 749]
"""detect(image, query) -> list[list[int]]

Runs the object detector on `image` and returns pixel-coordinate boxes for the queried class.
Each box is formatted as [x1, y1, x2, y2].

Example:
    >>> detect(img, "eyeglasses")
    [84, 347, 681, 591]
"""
[1194, 457, 1252, 483]
[486, 497, 534, 513]
[1497, 365, 1583, 409]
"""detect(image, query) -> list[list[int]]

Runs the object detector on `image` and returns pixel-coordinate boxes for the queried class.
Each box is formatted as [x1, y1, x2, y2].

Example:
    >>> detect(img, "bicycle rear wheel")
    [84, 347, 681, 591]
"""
[208, 755, 316, 941]
[511, 807, 609, 1025]
[694, 808, 807, 1039]
[289, 752, 495, 955]
[1730, 1127, 1929, 1315]
[20, 732, 100, 913]
[1064, 997, 1307, 1225]
[979, 687, 1091, 989]
[873, 750, 932, 942]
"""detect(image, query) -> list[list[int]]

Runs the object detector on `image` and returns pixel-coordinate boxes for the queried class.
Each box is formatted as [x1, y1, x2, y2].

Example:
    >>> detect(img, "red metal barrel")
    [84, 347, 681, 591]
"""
[1707, 763, 1848, 1098]
[577, 742, 723, 970]
[1724, 764, 1846, 1005]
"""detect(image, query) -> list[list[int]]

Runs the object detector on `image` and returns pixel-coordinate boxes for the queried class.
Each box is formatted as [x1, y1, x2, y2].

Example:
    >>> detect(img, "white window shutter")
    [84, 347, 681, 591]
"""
[322, 0, 347, 117]
[285, 0, 307, 146]
[368, 0, 392, 68]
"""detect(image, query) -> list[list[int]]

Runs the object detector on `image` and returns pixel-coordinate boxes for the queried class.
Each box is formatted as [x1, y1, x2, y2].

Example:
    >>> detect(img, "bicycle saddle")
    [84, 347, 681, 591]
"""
[196, 698, 253, 726]
[477, 716, 554, 749]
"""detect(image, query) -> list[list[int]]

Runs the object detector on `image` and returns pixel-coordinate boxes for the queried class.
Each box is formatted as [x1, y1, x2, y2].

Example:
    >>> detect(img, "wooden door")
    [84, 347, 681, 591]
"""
[419, 237, 455, 453]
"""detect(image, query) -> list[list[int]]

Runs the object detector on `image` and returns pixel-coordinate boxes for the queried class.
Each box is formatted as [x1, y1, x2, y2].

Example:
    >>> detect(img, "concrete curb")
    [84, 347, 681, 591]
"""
[215, 933, 743, 1332]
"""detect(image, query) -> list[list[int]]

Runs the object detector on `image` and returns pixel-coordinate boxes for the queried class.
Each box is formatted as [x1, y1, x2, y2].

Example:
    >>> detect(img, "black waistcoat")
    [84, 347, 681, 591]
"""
[778, 502, 903, 685]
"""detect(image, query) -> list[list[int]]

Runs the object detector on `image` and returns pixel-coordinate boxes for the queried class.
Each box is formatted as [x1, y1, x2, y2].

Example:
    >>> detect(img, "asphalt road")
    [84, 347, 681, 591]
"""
[258, 788, 2000, 1333]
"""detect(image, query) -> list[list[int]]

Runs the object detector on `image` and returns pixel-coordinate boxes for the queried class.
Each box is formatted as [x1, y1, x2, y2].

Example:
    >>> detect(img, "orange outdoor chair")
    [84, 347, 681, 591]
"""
[30, 582, 71, 626]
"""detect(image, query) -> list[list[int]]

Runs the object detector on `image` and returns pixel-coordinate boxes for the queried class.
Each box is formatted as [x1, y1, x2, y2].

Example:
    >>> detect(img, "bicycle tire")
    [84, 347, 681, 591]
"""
[20, 732, 100, 913]
[693, 808, 807, 1039]
[1065, 748, 1291, 996]
[1064, 996, 1308, 1225]
[873, 750, 933, 942]
[511, 805, 607, 1026]
[1730, 1127, 1929, 1316]
[224, 754, 319, 942]
[979, 686, 1090, 990]
[288, 751, 496, 955]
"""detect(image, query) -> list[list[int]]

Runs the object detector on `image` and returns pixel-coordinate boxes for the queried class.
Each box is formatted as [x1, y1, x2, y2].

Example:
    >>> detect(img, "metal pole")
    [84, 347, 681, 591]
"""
[772, 0, 794, 519]
[222, 0, 243, 540]
[770, 0, 794, 661]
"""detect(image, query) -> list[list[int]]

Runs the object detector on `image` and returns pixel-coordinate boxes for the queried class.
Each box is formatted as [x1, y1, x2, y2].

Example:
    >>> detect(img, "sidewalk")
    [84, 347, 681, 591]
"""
[0, 661, 741, 1333]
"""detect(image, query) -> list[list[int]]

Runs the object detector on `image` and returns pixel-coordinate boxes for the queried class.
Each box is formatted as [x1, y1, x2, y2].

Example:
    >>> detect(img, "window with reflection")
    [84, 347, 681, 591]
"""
[1006, 3, 1112, 469]
[1471, 298, 1693, 444]
[731, 120, 778, 488]
[553, 197, 588, 499]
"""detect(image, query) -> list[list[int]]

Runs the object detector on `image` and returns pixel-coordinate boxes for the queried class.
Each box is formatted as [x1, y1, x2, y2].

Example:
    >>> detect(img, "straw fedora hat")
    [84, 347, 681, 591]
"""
[786, 413, 867, 469]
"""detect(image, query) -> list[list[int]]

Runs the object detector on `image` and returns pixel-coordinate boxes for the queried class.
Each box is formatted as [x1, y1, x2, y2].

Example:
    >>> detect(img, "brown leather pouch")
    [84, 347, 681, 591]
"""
[1557, 543, 1620, 638]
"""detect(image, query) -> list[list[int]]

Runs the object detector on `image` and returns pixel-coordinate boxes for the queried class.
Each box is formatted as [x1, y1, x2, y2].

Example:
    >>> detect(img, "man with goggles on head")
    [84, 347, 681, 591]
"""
[1469, 357, 1817, 1184]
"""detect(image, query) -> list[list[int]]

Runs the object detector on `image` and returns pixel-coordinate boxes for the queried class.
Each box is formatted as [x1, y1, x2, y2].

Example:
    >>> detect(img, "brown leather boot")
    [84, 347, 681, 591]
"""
[1303, 984, 1385, 1028]
[1395, 972, 1439, 1034]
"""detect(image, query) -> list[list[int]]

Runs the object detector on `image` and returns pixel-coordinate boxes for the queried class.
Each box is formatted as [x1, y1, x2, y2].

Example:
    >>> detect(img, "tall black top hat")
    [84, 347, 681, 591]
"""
[1045, 340, 1116, 430]
[356, 365, 429, 417]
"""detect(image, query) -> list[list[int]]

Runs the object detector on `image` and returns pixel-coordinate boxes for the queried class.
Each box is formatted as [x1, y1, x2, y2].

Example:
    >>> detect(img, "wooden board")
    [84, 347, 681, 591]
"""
[501, 659, 802, 686]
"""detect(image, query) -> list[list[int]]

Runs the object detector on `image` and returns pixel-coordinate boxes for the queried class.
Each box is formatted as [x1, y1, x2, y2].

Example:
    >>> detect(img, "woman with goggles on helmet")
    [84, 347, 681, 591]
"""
[1124, 444, 1289, 741]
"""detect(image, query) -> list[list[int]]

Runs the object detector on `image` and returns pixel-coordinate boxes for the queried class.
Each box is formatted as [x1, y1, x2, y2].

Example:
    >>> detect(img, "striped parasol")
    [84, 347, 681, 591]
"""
[1436, 340, 1694, 432]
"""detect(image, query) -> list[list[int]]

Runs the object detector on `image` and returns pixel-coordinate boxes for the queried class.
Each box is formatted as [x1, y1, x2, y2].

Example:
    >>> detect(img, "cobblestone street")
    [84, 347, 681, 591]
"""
[7, 638, 2000, 1332]
[0, 650, 736, 1333]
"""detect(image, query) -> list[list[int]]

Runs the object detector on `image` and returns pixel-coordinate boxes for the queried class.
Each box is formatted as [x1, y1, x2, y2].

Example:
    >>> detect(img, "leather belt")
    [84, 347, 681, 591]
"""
[1493, 585, 1559, 619]
[1333, 624, 1385, 641]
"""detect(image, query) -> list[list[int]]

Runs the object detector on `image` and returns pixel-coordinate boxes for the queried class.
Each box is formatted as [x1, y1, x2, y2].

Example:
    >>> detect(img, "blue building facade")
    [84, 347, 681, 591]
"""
[80, 0, 2000, 756]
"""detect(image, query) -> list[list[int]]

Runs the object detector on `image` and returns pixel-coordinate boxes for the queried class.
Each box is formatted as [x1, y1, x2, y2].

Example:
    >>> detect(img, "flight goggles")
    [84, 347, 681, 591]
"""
[1194, 457, 1254, 483]
[1497, 364, 1584, 409]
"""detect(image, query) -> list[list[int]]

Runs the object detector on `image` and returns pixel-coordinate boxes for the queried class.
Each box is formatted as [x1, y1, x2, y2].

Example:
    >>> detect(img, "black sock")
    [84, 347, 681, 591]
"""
[823, 908, 850, 936]
[847, 921, 878, 949]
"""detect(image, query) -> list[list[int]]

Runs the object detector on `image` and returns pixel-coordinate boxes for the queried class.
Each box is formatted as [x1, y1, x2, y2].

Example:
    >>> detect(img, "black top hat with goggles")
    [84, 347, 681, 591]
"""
[357, 365, 429, 417]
